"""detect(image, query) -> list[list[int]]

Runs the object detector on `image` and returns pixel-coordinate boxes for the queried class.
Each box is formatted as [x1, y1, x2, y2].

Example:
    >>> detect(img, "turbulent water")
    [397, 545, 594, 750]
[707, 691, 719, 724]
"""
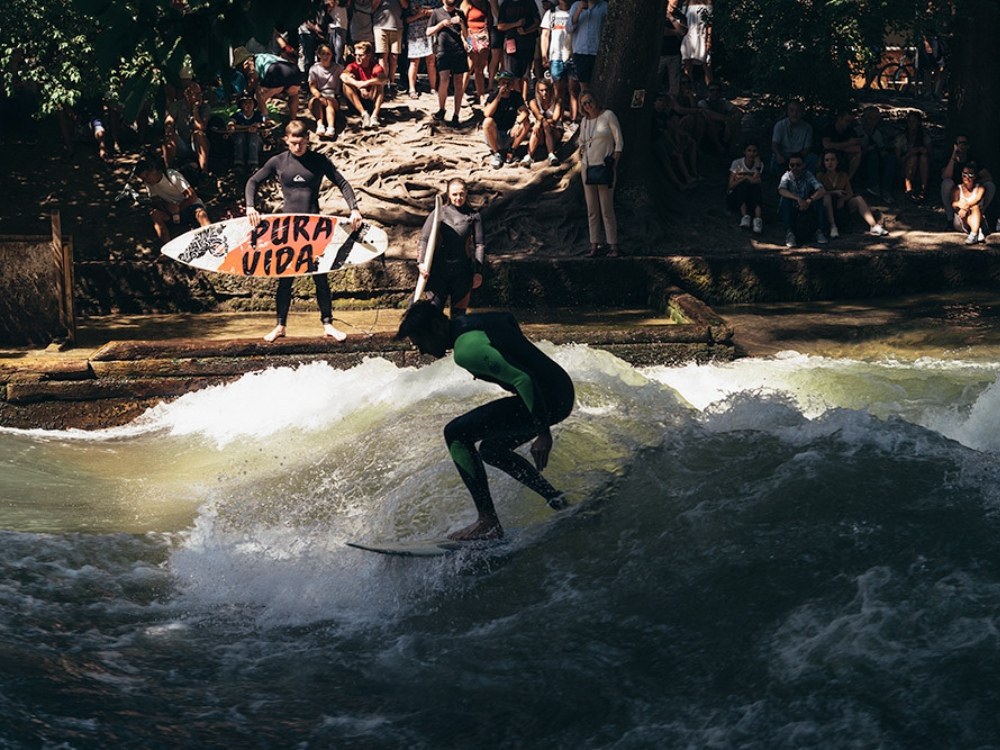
[3, 345, 1000, 748]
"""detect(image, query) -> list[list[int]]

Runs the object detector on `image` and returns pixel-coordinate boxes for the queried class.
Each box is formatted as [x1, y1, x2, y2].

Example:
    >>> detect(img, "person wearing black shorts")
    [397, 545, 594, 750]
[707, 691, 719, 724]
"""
[428, 0, 470, 127]
[396, 302, 575, 541]
[497, 0, 540, 99]
[245, 119, 364, 342]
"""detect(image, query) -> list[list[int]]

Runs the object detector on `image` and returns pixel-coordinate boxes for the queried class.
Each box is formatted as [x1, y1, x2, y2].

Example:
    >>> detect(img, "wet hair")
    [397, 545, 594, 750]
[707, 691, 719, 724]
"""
[395, 300, 448, 340]
[444, 178, 468, 205]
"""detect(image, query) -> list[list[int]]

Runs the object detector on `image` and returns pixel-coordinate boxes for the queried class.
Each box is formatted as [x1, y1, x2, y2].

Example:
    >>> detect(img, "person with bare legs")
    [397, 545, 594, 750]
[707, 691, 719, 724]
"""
[428, 0, 470, 126]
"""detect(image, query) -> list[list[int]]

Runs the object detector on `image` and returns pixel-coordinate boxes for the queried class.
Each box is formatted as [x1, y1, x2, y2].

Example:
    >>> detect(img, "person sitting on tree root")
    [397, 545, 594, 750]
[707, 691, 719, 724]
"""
[395, 302, 575, 541]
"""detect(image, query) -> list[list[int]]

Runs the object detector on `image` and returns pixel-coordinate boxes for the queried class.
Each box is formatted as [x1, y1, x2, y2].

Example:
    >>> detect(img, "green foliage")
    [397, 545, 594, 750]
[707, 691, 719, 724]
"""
[711, 0, 945, 109]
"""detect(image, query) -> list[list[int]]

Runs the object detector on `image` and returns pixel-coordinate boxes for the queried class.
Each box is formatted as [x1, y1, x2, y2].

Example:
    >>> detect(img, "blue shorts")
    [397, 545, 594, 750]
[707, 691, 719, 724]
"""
[549, 59, 567, 81]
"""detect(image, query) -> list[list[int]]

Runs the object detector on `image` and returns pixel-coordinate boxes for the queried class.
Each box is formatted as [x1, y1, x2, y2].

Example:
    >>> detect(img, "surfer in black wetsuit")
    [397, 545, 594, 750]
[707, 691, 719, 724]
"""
[245, 118, 364, 342]
[396, 301, 574, 540]
[417, 178, 485, 317]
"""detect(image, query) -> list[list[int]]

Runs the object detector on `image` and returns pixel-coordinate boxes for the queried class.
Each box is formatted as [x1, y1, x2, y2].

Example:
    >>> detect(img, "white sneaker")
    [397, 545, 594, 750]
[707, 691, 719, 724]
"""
[752, 217, 763, 234]
[547, 152, 559, 166]
[815, 230, 828, 245]
[739, 214, 752, 229]
[490, 152, 504, 170]
[829, 225, 840, 239]
[978, 230, 986, 243]
[785, 231, 796, 248]
[869, 224, 889, 236]
[520, 154, 532, 168]
[361, 112, 370, 128]
[369, 115, 380, 128]
[965, 231, 978, 245]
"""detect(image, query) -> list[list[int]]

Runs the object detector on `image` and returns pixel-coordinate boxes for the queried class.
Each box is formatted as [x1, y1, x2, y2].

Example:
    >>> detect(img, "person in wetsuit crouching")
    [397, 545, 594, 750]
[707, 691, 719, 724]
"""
[416, 178, 485, 317]
[396, 301, 574, 540]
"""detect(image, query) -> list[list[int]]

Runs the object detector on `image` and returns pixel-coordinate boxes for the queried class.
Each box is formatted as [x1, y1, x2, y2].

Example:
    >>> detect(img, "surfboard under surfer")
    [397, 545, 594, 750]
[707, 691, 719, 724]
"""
[245, 118, 364, 342]
[396, 302, 574, 540]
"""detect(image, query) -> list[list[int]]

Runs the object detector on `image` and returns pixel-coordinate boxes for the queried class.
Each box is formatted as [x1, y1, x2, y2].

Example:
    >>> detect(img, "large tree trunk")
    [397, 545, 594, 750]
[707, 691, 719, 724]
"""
[591, 0, 666, 192]
[948, 0, 1000, 171]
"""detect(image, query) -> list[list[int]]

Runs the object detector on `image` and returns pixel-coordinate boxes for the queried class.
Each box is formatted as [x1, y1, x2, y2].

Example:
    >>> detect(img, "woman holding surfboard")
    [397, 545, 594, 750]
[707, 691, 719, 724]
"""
[245, 119, 364, 342]
[416, 178, 486, 317]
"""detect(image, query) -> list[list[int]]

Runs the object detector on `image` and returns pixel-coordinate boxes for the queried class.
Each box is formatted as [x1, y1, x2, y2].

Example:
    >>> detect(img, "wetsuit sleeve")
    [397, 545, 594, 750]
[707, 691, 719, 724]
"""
[244, 157, 278, 208]
[323, 160, 360, 212]
[417, 210, 436, 264]
[453, 328, 551, 430]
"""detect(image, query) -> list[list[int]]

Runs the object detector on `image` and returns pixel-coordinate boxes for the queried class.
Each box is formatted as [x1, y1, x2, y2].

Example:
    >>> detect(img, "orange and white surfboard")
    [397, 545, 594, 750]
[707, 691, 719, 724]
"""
[161, 213, 388, 277]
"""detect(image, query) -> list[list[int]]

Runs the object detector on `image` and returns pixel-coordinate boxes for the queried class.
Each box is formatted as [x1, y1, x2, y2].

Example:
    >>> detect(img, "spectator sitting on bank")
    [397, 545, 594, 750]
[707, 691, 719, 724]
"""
[772, 99, 816, 174]
[856, 106, 897, 205]
[135, 155, 211, 246]
[697, 82, 742, 156]
[952, 161, 986, 245]
[816, 149, 889, 238]
[652, 91, 701, 191]
[727, 141, 763, 234]
[227, 94, 268, 170]
[483, 71, 531, 169]
[232, 46, 302, 120]
[895, 110, 930, 203]
[671, 76, 706, 152]
[940, 133, 996, 230]
[340, 40, 387, 128]
[777, 151, 827, 248]
[163, 81, 210, 172]
[527, 78, 563, 166]
[308, 43, 344, 137]
[820, 109, 863, 181]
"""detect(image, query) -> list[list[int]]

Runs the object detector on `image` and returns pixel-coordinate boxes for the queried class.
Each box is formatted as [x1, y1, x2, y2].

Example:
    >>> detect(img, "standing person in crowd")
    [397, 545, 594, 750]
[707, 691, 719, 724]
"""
[428, 0, 469, 125]
[567, 0, 607, 122]
[405, 0, 439, 99]
[895, 110, 930, 203]
[820, 110, 863, 181]
[340, 40, 388, 127]
[771, 98, 815, 174]
[497, 0, 540, 101]
[483, 71, 532, 168]
[463, 0, 497, 105]
[394, 302, 574, 542]
[527, 77, 563, 166]
[777, 152, 827, 249]
[816, 149, 889, 238]
[727, 141, 763, 234]
[135, 155, 212, 246]
[163, 81, 210, 173]
[952, 162, 986, 245]
[652, 91, 700, 191]
[232, 46, 303, 119]
[940, 134, 995, 230]
[681, 0, 712, 85]
[856, 106, 897, 205]
[308, 44, 344, 137]
[540, 0, 573, 114]
[297, 10, 327, 76]
[659, 0, 687, 95]
[350, 0, 377, 45]
[416, 178, 486, 317]
[244, 119, 364, 342]
[373, 0, 407, 98]
[579, 91, 622, 257]
[227, 93, 268, 170]
[325, 0, 350, 63]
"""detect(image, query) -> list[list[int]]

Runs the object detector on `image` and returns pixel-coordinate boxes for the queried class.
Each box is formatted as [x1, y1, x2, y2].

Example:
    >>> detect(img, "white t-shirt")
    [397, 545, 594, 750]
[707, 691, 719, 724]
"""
[541, 8, 572, 61]
[729, 156, 762, 177]
[144, 169, 191, 204]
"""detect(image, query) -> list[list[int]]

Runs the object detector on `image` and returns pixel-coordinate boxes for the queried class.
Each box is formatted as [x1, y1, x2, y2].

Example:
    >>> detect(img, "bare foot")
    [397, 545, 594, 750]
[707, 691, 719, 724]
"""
[447, 517, 504, 541]
[322, 323, 347, 342]
[263, 325, 286, 343]
[546, 492, 569, 510]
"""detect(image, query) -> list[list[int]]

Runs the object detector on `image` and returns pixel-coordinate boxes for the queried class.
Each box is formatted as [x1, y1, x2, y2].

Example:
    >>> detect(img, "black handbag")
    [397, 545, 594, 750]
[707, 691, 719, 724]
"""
[585, 163, 613, 185]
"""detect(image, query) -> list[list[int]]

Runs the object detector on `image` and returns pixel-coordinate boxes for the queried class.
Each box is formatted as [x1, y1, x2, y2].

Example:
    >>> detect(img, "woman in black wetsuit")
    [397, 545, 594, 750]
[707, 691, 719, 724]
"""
[396, 301, 575, 541]
[245, 118, 364, 342]
[416, 178, 485, 317]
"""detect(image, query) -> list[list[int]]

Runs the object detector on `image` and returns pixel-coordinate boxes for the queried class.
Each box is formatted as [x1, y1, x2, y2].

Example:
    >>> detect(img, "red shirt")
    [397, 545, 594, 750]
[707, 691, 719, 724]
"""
[346, 60, 385, 82]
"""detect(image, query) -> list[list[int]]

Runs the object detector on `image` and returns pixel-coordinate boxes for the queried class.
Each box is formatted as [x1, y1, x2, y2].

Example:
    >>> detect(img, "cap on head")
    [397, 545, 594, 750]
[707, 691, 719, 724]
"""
[232, 47, 253, 68]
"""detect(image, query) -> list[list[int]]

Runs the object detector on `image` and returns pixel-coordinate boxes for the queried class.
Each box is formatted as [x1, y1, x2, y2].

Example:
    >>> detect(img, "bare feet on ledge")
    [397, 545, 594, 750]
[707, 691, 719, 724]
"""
[447, 517, 504, 541]
[323, 323, 348, 342]
[263, 325, 286, 343]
